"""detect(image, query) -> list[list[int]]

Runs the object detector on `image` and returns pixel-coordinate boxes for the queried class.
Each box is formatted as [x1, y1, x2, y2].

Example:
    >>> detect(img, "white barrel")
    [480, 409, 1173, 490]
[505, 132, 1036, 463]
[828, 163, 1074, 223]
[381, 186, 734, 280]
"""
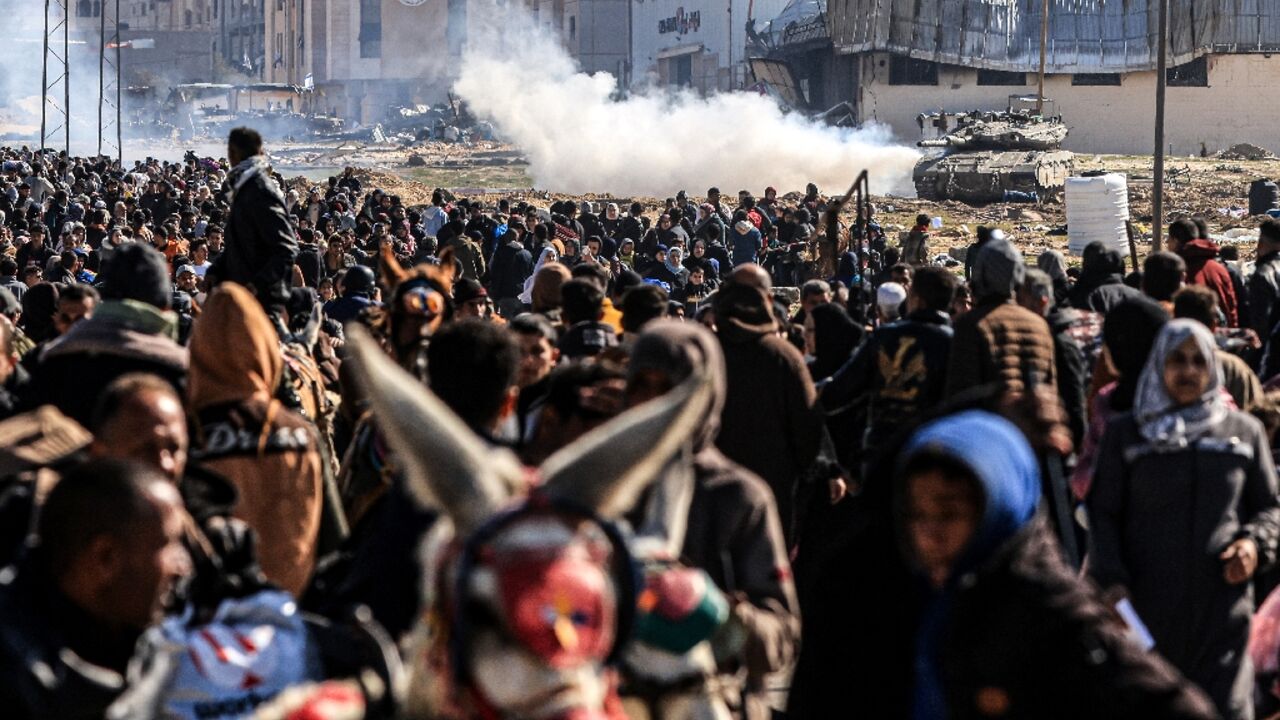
[1066, 174, 1130, 257]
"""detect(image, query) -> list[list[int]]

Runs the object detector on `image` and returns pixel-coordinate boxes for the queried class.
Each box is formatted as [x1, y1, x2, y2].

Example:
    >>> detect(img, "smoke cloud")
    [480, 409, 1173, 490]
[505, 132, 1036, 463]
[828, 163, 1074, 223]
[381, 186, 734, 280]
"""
[454, 4, 920, 197]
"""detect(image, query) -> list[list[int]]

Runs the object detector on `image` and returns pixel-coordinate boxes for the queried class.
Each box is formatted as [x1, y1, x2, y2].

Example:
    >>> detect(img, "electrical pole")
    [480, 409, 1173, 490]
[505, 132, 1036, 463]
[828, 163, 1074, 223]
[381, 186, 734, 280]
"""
[1152, 0, 1169, 251]
[99, 0, 123, 163]
[1036, 0, 1048, 114]
[41, 0, 71, 155]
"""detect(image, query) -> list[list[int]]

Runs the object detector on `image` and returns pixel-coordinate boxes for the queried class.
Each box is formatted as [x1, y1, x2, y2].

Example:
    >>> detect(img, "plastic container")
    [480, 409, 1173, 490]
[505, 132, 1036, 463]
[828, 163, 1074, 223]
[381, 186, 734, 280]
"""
[1066, 174, 1130, 257]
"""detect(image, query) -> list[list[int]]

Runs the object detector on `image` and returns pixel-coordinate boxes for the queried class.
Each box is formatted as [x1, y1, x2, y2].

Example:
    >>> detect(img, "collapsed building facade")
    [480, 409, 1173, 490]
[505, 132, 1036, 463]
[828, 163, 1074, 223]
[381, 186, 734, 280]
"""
[808, 0, 1280, 154]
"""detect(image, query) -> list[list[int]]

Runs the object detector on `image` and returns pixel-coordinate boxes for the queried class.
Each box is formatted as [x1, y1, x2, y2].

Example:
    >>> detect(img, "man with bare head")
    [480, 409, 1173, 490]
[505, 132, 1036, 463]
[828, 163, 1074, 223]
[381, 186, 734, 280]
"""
[0, 460, 191, 716]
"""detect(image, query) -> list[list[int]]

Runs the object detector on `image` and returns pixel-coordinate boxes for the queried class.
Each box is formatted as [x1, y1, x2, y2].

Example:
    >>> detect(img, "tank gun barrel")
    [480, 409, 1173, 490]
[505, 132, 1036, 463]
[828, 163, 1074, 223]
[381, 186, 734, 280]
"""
[918, 136, 971, 149]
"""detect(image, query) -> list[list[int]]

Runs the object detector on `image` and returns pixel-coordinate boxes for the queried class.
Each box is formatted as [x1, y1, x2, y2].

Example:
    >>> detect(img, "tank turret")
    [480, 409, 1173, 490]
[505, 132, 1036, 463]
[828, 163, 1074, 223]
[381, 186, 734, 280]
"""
[912, 110, 1075, 203]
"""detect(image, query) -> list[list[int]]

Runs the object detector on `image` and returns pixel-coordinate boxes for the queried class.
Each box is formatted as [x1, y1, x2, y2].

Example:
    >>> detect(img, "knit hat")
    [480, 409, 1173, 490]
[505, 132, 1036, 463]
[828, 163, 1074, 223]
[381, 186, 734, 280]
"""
[454, 277, 488, 304]
[99, 243, 171, 309]
[876, 282, 907, 318]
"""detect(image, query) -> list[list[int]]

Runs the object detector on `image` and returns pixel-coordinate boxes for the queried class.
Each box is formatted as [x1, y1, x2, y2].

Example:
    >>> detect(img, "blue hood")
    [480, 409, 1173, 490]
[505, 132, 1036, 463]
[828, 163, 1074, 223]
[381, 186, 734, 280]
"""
[901, 410, 1041, 576]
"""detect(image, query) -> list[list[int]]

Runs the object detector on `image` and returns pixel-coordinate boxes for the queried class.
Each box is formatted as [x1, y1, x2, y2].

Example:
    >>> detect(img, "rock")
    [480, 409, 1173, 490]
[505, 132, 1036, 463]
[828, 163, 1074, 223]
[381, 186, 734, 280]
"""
[1007, 207, 1044, 222]
[406, 154, 426, 167]
[1216, 143, 1276, 161]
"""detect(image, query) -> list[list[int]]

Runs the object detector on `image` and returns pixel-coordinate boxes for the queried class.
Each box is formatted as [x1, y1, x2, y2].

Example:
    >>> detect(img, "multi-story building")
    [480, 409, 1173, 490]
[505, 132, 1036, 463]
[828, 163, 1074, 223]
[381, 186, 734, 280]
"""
[215, 0, 266, 78]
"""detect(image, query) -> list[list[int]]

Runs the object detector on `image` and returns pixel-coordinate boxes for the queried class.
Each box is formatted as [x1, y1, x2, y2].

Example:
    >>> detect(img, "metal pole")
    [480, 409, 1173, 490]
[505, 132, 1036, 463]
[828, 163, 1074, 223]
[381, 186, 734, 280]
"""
[41, 0, 51, 153]
[116, 0, 122, 165]
[64, 0, 70, 154]
[1152, 0, 1169, 251]
[100, 0, 107, 156]
[1036, 0, 1048, 114]
[727, 0, 733, 90]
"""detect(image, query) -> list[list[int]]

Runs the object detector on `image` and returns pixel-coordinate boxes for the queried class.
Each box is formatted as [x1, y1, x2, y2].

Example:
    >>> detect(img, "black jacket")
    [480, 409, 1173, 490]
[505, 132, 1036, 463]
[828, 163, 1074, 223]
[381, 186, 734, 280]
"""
[212, 166, 298, 309]
[1250, 251, 1280, 342]
[488, 240, 533, 301]
[1047, 308, 1089, 448]
[1083, 276, 1144, 315]
[820, 309, 953, 451]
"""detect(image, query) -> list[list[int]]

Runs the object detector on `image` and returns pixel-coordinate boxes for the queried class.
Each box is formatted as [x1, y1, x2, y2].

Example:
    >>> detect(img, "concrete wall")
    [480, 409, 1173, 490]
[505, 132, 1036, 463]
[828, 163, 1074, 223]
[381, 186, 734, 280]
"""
[631, 0, 788, 93]
[854, 51, 1280, 156]
[564, 0, 629, 79]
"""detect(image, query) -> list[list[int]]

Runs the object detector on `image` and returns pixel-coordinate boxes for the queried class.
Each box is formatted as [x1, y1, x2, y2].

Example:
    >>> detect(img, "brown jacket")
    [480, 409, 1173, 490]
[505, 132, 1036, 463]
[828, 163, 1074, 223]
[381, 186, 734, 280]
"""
[945, 299, 1057, 399]
[187, 284, 324, 596]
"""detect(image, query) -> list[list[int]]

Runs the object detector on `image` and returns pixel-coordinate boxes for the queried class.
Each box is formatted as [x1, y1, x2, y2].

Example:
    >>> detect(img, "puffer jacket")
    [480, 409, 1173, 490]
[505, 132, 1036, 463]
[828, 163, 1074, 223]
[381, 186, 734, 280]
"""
[945, 299, 1057, 399]
[187, 283, 324, 596]
[1180, 238, 1239, 327]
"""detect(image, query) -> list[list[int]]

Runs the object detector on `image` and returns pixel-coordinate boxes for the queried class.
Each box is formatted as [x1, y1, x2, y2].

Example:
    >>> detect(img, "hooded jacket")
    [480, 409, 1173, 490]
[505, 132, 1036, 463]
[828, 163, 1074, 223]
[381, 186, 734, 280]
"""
[23, 298, 188, 426]
[628, 322, 799, 720]
[187, 284, 324, 596]
[788, 410, 1217, 719]
[714, 283, 822, 541]
[946, 241, 1057, 399]
[1180, 238, 1240, 327]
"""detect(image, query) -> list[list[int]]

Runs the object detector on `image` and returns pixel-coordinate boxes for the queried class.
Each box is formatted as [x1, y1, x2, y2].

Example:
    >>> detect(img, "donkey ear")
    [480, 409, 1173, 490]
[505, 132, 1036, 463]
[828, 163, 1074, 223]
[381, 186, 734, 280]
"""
[538, 371, 712, 519]
[344, 325, 521, 532]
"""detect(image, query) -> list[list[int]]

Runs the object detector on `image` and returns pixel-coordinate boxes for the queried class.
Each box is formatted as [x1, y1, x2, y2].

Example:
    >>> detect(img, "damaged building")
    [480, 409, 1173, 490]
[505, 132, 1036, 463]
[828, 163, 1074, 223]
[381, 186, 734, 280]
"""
[812, 0, 1280, 155]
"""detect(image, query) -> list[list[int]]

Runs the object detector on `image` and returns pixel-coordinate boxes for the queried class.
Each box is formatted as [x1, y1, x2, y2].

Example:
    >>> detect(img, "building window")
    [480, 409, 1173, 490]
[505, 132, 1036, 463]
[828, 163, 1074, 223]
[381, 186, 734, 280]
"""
[569, 16, 576, 41]
[359, 0, 381, 58]
[76, 0, 91, 16]
[888, 56, 938, 85]
[977, 69, 1026, 86]
[1072, 73, 1121, 86]
[1167, 56, 1208, 87]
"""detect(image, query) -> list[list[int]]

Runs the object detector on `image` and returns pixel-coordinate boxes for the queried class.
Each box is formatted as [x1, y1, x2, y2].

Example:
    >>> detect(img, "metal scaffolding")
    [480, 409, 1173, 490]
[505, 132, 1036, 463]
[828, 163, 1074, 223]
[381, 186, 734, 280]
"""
[40, 0, 71, 154]
[99, 0, 122, 162]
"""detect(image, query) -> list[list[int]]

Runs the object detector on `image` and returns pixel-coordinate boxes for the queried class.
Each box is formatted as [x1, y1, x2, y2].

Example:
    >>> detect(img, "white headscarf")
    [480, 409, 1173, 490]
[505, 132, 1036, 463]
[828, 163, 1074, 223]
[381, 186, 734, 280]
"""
[519, 246, 559, 305]
[1133, 319, 1228, 448]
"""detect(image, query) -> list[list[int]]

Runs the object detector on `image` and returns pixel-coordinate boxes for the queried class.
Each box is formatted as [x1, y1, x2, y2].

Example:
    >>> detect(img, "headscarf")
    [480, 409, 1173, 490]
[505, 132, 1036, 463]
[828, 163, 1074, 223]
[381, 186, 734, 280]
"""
[1070, 241, 1125, 307]
[628, 320, 726, 452]
[1036, 249, 1068, 281]
[519, 246, 559, 304]
[835, 251, 858, 287]
[20, 282, 59, 343]
[664, 246, 685, 276]
[808, 302, 862, 381]
[1103, 298, 1169, 411]
[899, 410, 1042, 720]
[1133, 319, 1228, 448]
[971, 239, 1025, 302]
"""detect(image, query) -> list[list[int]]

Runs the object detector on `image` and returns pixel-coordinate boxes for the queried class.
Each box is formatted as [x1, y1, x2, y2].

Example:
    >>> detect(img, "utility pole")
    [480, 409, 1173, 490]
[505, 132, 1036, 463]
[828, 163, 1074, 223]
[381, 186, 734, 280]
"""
[1035, 0, 1048, 114]
[99, 0, 123, 162]
[1152, 0, 1169, 251]
[41, 0, 71, 155]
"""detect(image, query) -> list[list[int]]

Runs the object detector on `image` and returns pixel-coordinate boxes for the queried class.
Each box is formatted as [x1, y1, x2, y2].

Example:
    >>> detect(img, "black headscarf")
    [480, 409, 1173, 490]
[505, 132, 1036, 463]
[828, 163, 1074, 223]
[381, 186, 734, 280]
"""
[20, 282, 59, 343]
[808, 302, 863, 381]
[1102, 297, 1169, 411]
[1069, 241, 1125, 308]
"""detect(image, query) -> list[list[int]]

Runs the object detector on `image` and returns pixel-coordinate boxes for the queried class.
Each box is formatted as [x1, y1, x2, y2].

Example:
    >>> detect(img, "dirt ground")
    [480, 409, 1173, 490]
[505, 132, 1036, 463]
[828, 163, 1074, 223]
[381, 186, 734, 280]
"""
[276, 140, 1280, 268]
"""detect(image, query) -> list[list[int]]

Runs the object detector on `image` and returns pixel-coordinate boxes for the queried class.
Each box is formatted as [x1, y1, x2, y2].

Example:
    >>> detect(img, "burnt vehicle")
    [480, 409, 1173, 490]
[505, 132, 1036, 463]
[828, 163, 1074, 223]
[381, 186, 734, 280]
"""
[912, 110, 1074, 203]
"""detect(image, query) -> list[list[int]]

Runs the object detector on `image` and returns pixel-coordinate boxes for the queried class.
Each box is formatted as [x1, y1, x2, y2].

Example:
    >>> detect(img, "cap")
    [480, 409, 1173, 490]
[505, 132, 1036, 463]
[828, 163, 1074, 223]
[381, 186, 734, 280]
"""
[176, 264, 196, 277]
[453, 277, 488, 304]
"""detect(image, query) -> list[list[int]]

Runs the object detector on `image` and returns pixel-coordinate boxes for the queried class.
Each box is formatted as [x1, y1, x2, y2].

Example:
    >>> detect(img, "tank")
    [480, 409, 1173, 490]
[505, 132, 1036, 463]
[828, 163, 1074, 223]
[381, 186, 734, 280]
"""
[912, 110, 1075, 203]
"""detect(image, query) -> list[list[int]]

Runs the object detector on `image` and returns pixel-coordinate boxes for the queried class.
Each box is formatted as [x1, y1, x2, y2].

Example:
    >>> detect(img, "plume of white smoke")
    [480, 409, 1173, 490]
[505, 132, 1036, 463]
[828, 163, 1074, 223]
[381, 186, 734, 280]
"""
[454, 4, 919, 197]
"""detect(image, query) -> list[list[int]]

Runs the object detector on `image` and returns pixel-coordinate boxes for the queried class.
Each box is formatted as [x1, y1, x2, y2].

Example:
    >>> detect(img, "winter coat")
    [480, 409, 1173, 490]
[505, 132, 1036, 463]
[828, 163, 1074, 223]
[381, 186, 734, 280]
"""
[188, 284, 325, 597]
[1090, 409, 1280, 719]
[1180, 239, 1240, 327]
[1249, 250, 1280, 341]
[445, 235, 486, 281]
[22, 299, 188, 426]
[488, 239, 533, 301]
[213, 158, 299, 310]
[820, 309, 952, 452]
[1047, 307, 1089, 448]
[945, 299, 1057, 399]
[715, 294, 822, 541]
[1083, 277, 1144, 315]
[788, 411, 1218, 720]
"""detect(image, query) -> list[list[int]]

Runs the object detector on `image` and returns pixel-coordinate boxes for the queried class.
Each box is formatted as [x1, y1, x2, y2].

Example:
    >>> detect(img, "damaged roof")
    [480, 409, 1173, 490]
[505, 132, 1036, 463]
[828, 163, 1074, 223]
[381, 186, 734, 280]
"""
[827, 0, 1280, 73]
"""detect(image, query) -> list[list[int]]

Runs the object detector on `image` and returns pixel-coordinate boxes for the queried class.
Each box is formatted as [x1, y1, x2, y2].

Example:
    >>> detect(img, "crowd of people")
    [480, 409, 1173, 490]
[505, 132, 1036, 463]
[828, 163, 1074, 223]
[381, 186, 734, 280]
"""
[3, 126, 1280, 720]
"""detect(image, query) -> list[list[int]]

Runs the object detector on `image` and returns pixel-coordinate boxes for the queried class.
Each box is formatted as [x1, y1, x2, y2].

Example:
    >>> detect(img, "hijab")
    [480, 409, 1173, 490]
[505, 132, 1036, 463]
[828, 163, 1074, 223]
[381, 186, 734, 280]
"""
[520, 246, 559, 305]
[1133, 319, 1228, 448]
[1103, 298, 1169, 412]
[664, 246, 686, 276]
[1036, 249, 1068, 281]
[808, 302, 862, 381]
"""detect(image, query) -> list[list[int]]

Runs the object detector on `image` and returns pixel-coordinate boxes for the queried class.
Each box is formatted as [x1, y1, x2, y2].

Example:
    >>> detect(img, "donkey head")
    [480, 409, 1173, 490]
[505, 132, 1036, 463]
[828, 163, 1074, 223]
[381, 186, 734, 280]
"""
[346, 327, 711, 719]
